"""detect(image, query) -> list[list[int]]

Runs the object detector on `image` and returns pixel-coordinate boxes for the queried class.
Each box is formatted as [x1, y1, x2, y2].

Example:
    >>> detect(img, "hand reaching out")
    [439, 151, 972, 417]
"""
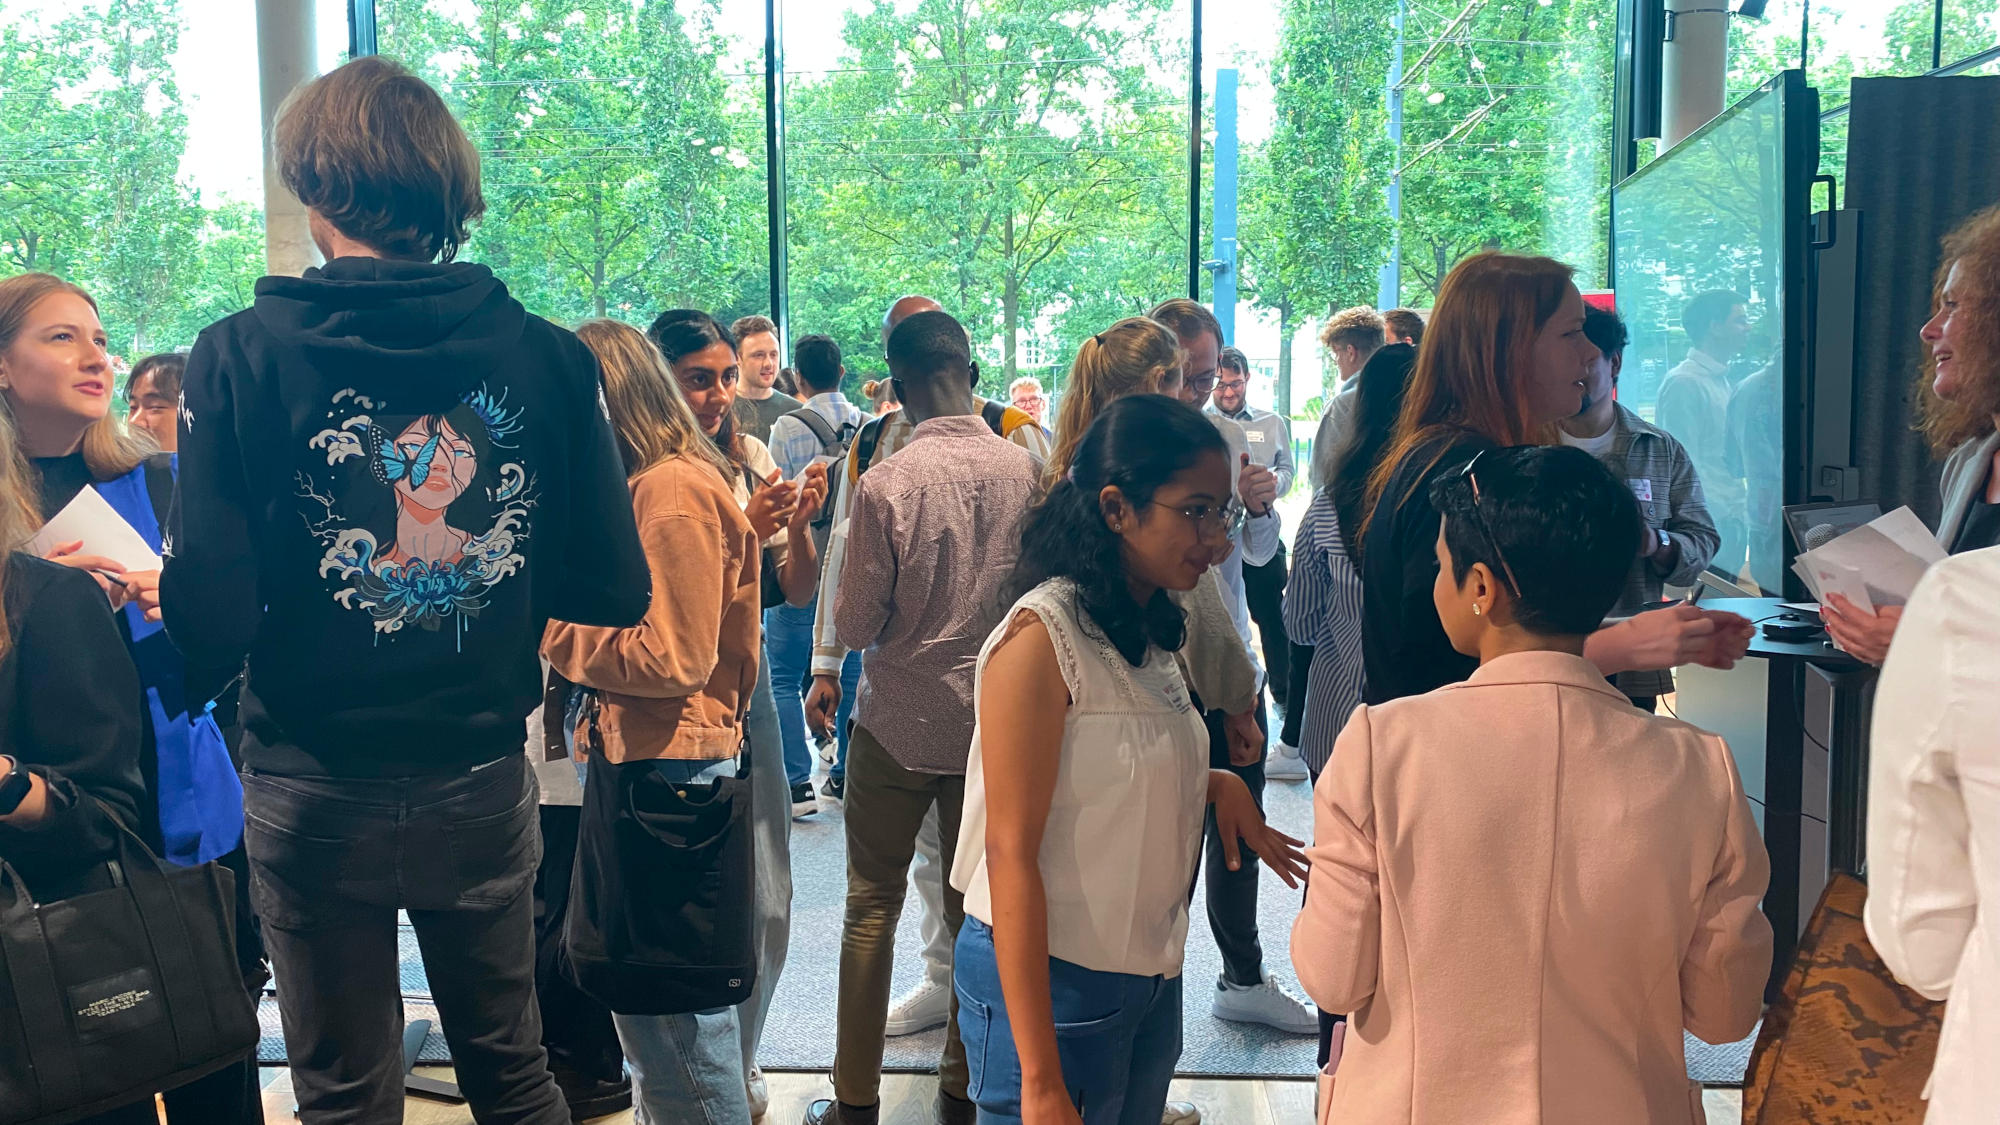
[1209, 770, 1309, 887]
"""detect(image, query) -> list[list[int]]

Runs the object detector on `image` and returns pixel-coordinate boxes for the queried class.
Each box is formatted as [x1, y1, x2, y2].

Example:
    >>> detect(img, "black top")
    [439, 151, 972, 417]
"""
[31, 449, 93, 517]
[0, 554, 145, 899]
[160, 257, 651, 779]
[1952, 498, 2000, 554]
[1360, 430, 1495, 704]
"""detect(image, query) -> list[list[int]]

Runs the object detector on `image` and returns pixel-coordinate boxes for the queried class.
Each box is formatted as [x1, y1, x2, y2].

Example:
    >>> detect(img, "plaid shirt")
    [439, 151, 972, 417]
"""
[766, 391, 869, 481]
[1564, 404, 1721, 698]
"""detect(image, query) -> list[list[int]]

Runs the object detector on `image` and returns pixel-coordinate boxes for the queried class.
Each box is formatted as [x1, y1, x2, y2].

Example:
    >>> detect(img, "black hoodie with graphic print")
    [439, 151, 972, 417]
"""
[162, 258, 649, 778]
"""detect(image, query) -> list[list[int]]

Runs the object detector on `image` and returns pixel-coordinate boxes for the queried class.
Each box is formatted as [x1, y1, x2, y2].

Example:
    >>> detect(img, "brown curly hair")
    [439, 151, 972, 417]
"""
[1918, 204, 2000, 455]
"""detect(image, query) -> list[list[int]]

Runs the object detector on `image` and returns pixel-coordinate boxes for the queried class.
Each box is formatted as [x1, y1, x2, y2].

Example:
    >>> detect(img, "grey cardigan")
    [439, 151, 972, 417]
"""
[1937, 430, 2000, 549]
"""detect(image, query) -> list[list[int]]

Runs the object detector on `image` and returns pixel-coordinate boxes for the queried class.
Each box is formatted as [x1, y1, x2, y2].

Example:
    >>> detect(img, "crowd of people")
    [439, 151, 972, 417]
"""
[2, 51, 1997, 1125]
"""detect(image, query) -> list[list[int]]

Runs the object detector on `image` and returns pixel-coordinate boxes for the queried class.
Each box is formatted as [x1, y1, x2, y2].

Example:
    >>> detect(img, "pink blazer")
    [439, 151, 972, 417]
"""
[1292, 651, 1771, 1124]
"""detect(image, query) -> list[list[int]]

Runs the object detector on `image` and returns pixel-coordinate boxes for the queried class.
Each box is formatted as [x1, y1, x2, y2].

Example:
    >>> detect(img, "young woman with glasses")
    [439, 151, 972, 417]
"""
[953, 394, 1306, 1125]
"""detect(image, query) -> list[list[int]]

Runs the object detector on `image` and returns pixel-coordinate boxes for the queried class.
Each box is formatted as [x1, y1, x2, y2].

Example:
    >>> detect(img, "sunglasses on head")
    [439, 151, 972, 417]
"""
[1453, 449, 1523, 601]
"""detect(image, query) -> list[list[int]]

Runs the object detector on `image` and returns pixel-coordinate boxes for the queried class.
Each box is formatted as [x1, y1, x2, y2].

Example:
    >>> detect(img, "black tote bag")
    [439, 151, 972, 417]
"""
[562, 748, 755, 1015]
[0, 823, 257, 1125]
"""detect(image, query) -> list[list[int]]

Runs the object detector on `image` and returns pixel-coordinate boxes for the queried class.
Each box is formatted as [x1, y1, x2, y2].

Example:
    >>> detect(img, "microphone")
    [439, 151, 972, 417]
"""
[1802, 523, 1840, 551]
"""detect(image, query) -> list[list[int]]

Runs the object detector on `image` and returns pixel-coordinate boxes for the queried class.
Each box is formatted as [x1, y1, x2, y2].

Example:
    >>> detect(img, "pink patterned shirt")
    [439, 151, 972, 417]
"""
[832, 414, 1039, 774]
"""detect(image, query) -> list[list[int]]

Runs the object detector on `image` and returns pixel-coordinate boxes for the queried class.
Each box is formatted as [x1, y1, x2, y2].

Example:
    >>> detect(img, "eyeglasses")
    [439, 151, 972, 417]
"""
[1453, 450, 1523, 600]
[1185, 373, 1218, 394]
[1150, 498, 1243, 541]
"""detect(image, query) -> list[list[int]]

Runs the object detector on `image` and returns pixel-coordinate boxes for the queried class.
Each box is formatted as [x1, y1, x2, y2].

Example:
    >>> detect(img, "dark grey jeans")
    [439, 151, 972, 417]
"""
[1201, 691, 1269, 988]
[242, 755, 567, 1125]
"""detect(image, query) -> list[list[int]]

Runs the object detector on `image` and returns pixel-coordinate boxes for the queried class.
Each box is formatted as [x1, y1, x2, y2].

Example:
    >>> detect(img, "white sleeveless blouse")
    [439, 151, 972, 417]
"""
[952, 579, 1210, 978]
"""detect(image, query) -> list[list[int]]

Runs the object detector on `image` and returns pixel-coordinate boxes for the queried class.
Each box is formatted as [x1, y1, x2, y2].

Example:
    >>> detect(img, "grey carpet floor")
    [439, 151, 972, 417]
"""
[256, 767, 1755, 1082]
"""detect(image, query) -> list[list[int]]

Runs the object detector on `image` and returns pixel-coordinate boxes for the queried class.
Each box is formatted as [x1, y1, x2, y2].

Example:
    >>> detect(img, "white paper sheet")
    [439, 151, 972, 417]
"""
[1789, 505, 1944, 612]
[24, 486, 163, 572]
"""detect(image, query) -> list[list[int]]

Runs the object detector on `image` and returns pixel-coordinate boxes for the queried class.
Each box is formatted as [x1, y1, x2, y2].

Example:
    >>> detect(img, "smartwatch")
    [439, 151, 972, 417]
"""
[1655, 528, 1671, 553]
[0, 754, 30, 816]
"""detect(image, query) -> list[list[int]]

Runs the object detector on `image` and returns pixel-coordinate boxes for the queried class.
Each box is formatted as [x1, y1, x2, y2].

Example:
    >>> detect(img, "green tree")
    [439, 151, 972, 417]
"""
[782, 0, 1188, 387]
[0, 0, 263, 355]
[1392, 0, 1614, 302]
[1239, 0, 1396, 417]
[378, 0, 769, 326]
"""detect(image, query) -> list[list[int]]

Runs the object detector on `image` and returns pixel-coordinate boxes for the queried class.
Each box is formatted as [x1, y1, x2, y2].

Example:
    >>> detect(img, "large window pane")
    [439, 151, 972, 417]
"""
[1941, 0, 2000, 67]
[1391, 0, 1616, 303]
[377, 0, 770, 328]
[1729, 1, 1946, 111]
[1205, 0, 1613, 422]
[782, 0, 1193, 392]
[0, 0, 271, 357]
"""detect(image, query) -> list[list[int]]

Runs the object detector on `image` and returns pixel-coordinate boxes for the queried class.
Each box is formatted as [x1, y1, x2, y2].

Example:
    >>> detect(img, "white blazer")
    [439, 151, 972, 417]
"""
[1865, 545, 2000, 1121]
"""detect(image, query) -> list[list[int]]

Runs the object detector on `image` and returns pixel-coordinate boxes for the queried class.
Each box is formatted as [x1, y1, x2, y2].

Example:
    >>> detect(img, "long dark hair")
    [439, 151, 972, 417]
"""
[1004, 394, 1226, 667]
[1332, 342, 1417, 565]
[647, 308, 743, 472]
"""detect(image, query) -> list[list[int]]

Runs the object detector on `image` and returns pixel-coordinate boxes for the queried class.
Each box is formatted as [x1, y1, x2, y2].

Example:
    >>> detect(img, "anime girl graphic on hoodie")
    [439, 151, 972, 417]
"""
[303, 384, 535, 644]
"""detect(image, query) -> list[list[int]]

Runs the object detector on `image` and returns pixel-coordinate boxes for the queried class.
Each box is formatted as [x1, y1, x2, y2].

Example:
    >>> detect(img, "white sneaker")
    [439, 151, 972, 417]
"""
[1265, 742, 1309, 781]
[885, 977, 951, 1036]
[1162, 1102, 1201, 1125]
[746, 1065, 769, 1119]
[1211, 973, 1319, 1035]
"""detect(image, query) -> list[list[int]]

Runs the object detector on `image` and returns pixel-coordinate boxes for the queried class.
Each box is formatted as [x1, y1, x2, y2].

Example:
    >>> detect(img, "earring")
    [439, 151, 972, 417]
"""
[1472, 604, 1483, 616]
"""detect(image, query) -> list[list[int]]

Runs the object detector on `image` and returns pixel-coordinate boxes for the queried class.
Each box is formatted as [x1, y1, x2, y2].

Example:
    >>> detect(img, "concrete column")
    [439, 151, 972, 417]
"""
[1661, 0, 1730, 147]
[257, 0, 319, 277]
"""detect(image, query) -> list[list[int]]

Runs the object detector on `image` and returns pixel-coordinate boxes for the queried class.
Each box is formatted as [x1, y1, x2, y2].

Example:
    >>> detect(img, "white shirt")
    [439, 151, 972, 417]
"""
[1865, 545, 2000, 1121]
[1208, 413, 1275, 685]
[954, 579, 1210, 978]
[1558, 424, 1618, 458]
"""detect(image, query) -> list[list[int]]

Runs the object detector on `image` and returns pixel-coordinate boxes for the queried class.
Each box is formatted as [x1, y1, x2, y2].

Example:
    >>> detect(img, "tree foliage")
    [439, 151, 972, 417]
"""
[0, 0, 262, 356]
[783, 0, 1188, 388]
[378, 0, 769, 326]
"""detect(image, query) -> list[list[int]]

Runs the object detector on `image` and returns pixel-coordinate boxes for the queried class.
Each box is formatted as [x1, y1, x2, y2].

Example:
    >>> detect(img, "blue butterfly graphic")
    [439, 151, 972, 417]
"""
[369, 425, 443, 489]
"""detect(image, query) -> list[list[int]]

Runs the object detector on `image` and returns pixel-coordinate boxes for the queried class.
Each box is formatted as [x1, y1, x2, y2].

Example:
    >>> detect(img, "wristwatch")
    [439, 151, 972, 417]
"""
[1655, 528, 1671, 554]
[0, 754, 31, 816]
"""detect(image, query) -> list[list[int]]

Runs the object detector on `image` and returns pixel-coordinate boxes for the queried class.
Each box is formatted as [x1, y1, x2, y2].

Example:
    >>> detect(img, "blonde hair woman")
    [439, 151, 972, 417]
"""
[1047, 316, 1183, 483]
[0, 273, 156, 610]
[543, 318, 778, 1125]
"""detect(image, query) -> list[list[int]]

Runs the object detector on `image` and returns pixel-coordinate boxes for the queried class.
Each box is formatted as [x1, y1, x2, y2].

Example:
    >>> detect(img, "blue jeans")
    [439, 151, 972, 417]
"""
[763, 599, 861, 785]
[614, 1006, 748, 1125]
[954, 918, 1182, 1125]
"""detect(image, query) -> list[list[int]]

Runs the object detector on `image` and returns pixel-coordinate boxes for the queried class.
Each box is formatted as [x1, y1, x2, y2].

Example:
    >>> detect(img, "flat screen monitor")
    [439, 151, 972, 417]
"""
[1612, 71, 1815, 597]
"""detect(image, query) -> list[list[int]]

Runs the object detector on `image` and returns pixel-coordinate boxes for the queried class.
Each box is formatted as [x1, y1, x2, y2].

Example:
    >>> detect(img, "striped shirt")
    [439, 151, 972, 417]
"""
[1282, 490, 1367, 774]
[810, 399, 1052, 676]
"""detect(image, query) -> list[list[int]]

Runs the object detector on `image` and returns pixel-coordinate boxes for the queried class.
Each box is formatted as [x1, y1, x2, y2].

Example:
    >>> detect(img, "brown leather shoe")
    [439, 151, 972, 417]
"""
[803, 1098, 880, 1125]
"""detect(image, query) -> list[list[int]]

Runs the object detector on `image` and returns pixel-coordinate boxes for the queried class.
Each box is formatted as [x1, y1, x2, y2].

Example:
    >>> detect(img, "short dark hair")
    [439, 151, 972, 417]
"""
[886, 310, 972, 387]
[1149, 298, 1223, 349]
[1429, 445, 1642, 636]
[128, 352, 185, 400]
[731, 315, 777, 343]
[1384, 308, 1425, 347]
[274, 56, 485, 262]
[1682, 291, 1744, 345]
[1217, 346, 1250, 376]
[1582, 306, 1628, 360]
[793, 334, 845, 393]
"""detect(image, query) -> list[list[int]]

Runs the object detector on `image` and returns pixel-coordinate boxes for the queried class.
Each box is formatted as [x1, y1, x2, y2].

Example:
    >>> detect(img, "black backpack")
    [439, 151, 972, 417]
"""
[780, 406, 859, 559]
